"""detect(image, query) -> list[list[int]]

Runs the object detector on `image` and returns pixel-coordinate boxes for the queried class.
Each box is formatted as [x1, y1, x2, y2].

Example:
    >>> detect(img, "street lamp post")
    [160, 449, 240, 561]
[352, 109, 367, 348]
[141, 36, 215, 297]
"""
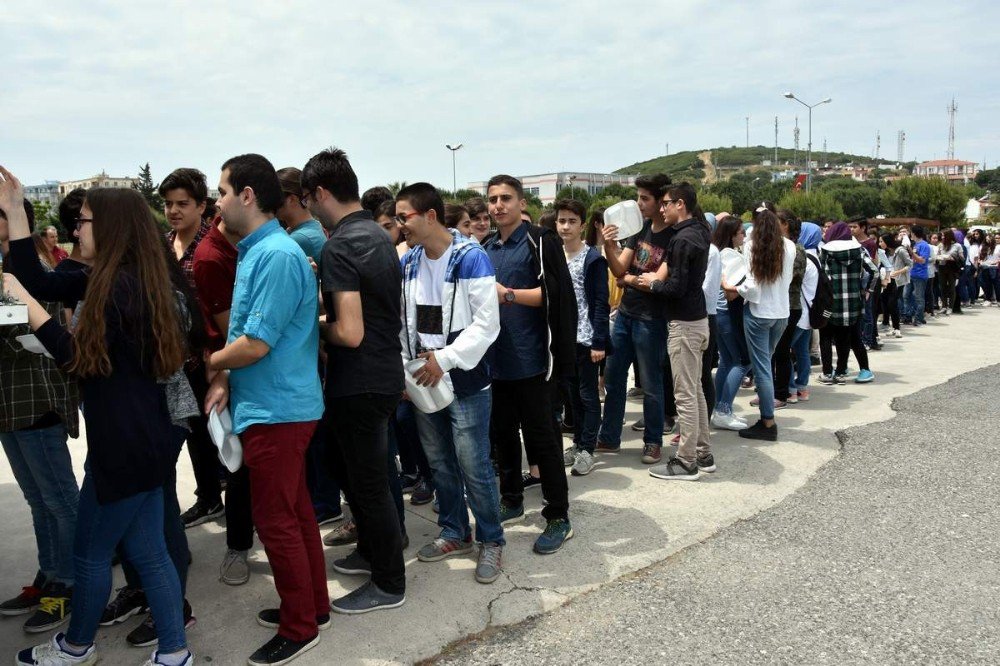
[445, 143, 463, 194]
[783, 92, 832, 192]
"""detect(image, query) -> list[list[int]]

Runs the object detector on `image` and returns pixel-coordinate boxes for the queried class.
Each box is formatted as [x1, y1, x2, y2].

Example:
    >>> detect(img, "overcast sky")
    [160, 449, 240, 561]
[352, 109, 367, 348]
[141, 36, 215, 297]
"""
[3, 1, 998, 191]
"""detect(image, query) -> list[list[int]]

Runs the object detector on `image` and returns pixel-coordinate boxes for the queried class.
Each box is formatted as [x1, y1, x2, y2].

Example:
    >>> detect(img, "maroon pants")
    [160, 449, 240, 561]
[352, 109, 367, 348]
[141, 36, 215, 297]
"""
[242, 420, 328, 641]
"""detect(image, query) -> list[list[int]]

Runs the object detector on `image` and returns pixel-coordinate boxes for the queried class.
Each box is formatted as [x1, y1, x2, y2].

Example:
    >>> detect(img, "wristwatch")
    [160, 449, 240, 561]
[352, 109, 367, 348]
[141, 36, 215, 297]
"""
[503, 288, 516, 304]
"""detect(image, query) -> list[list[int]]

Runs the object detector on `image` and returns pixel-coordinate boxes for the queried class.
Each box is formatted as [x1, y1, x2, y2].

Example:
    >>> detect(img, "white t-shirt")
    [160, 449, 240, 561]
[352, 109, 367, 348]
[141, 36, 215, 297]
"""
[415, 245, 454, 351]
[702, 244, 722, 316]
[798, 250, 819, 330]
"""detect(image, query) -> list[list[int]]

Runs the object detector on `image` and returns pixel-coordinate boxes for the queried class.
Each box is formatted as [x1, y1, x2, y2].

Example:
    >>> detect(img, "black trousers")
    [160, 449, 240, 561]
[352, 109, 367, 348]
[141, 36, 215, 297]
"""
[820, 323, 869, 376]
[326, 393, 405, 595]
[185, 364, 223, 507]
[772, 310, 801, 401]
[491, 373, 569, 521]
[880, 282, 901, 330]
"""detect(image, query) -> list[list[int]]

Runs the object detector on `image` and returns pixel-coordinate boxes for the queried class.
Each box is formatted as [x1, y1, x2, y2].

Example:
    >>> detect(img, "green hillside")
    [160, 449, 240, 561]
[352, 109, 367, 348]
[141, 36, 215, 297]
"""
[617, 145, 889, 183]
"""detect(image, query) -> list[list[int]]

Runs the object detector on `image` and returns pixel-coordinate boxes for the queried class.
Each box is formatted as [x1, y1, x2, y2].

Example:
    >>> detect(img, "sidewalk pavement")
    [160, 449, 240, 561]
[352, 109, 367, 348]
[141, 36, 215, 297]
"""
[1, 306, 997, 664]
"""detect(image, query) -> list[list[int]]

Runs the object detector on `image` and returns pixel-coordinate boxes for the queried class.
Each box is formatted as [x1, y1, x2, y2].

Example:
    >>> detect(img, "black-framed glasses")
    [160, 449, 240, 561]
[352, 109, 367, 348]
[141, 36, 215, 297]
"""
[298, 189, 313, 208]
[74, 217, 93, 231]
[661, 199, 681, 207]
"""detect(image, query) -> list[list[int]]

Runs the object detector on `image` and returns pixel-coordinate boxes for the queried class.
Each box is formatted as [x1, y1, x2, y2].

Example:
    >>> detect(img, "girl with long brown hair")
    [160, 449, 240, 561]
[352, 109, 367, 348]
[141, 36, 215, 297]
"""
[1, 170, 194, 665]
[722, 205, 796, 441]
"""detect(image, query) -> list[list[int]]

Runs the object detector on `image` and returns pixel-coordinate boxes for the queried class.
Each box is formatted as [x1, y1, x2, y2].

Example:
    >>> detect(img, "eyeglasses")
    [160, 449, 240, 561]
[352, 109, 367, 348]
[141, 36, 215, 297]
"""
[393, 211, 422, 225]
[74, 217, 93, 231]
[661, 199, 681, 207]
[298, 189, 315, 208]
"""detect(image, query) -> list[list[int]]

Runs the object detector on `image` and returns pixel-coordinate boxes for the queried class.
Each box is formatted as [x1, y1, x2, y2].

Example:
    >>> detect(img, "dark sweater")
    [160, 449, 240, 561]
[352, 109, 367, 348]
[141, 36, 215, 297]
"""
[581, 247, 613, 353]
[650, 218, 710, 321]
[12, 238, 174, 505]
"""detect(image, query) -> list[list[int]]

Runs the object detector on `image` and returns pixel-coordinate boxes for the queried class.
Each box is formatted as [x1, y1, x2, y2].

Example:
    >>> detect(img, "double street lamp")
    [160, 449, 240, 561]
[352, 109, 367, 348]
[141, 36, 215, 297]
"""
[445, 143, 463, 194]
[783, 92, 832, 192]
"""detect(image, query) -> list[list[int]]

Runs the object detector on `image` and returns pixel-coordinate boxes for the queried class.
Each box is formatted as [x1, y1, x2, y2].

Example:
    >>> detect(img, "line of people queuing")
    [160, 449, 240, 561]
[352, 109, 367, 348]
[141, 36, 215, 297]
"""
[0, 157, 993, 666]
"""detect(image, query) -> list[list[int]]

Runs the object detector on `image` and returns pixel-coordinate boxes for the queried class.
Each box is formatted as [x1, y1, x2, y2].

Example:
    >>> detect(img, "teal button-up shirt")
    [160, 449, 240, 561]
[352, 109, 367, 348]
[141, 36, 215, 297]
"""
[228, 219, 323, 434]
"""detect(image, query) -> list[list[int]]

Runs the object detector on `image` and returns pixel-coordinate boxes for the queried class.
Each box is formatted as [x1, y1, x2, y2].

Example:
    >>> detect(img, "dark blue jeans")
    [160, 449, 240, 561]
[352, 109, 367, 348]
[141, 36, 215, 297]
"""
[570, 344, 602, 453]
[68, 477, 185, 653]
[598, 313, 666, 447]
[414, 389, 503, 545]
[121, 426, 188, 595]
[0, 424, 78, 586]
[979, 266, 998, 301]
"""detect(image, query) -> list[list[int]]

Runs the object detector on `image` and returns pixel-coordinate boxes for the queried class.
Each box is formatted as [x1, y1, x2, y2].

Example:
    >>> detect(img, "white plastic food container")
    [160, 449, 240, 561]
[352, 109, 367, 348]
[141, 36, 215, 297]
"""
[404, 358, 455, 414]
[208, 407, 243, 473]
[603, 200, 644, 240]
[0, 303, 28, 326]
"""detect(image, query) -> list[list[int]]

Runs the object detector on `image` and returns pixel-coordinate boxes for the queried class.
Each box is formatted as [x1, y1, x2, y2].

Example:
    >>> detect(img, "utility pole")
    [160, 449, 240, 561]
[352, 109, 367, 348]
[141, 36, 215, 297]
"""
[783, 93, 832, 192]
[445, 143, 463, 193]
[822, 137, 827, 167]
[897, 130, 906, 163]
[745, 115, 750, 148]
[947, 98, 958, 160]
[874, 131, 881, 161]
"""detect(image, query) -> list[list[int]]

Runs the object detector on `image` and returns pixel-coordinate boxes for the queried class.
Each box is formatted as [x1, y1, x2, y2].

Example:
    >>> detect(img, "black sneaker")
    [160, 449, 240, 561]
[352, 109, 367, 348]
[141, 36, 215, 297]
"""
[332, 549, 372, 576]
[314, 506, 344, 527]
[399, 473, 420, 494]
[180, 500, 224, 528]
[629, 418, 645, 432]
[126, 599, 195, 647]
[697, 454, 717, 473]
[22, 583, 72, 634]
[738, 420, 778, 442]
[257, 608, 331, 631]
[100, 586, 148, 626]
[521, 471, 542, 491]
[648, 457, 700, 481]
[248, 632, 320, 665]
[0, 572, 46, 616]
[410, 479, 434, 505]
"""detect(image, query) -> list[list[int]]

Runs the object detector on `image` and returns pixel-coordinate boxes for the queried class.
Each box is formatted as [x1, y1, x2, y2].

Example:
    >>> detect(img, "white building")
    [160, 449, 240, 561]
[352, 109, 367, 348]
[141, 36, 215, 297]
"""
[58, 171, 139, 197]
[965, 195, 997, 222]
[914, 159, 979, 184]
[468, 172, 637, 205]
[24, 181, 61, 206]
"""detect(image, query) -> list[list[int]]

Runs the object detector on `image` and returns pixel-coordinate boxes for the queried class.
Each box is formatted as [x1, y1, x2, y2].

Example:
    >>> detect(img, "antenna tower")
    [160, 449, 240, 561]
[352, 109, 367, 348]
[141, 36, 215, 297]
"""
[793, 116, 800, 166]
[822, 138, 827, 166]
[774, 116, 778, 164]
[947, 98, 957, 159]
[874, 131, 881, 161]
[897, 130, 906, 162]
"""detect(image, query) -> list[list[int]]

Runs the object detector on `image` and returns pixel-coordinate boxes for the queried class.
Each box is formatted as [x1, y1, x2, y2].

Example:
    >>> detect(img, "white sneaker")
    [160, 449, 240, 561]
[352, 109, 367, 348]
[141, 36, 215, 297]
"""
[16, 634, 97, 665]
[711, 411, 748, 431]
[892, 329, 902, 338]
[571, 450, 596, 476]
[563, 446, 577, 467]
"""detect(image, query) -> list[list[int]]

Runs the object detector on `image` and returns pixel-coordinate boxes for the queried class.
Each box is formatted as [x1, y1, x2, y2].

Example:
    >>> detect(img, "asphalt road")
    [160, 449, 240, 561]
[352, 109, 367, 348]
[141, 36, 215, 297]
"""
[432, 363, 1000, 665]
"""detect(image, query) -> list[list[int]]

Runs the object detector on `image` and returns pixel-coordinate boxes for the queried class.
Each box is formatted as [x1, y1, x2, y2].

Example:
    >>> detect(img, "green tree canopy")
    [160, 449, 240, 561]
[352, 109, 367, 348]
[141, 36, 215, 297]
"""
[697, 192, 734, 216]
[816, 178, 885, 218]
[880, 177, 967, 227]
[133, 163, 163, 211]
[553, 186, 592, 208]
[596, 183, 637, 201]
[974, 168, 1000, 192]
[777, 190, 845, 221]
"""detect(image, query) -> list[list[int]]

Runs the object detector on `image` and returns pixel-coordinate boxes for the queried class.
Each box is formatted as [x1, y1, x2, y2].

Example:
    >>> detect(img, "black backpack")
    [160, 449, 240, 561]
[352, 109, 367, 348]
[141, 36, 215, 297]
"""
[805, 254, 833, 329]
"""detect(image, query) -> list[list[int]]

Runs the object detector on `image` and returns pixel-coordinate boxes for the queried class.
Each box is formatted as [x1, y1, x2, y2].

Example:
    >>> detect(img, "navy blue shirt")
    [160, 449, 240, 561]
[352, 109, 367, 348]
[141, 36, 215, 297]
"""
[484, 223, 547, 380]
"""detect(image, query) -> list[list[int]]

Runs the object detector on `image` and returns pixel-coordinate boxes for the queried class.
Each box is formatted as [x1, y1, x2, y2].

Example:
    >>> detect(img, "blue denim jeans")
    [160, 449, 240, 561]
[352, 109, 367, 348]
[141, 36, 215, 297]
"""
[570, 344, 602, 453]
[67, 476, 185, 653]
[598, 313, 666, 447]
[743, 310, 788, 420]
[979, 266, 998, 301]
[0, 424, 78, 586]
[414, 389, 503, 545]
[905, 277, 927, 324]
[121, 426, 189, 595]
[789, 327, 813, 392]
[714, 307, 750, 414]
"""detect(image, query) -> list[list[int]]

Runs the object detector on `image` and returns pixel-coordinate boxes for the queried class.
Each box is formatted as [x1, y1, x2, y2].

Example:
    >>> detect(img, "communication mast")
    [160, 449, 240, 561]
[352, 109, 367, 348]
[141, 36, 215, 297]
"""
[947, 98, 957, 160]
[897, 130, 906, 162]
[774, 116, 778, 164]
[793, 116, 800, 166]
[874, 131, 881, 161]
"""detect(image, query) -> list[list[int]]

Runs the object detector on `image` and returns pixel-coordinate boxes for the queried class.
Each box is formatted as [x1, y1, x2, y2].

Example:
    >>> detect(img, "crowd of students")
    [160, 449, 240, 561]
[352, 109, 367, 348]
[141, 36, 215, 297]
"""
[0, 156, 994, 666]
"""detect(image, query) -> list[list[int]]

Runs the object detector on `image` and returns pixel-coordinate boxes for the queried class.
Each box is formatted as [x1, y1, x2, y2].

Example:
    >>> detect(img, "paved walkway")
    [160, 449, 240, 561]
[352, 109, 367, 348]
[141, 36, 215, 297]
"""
[1, 306, 997, 664]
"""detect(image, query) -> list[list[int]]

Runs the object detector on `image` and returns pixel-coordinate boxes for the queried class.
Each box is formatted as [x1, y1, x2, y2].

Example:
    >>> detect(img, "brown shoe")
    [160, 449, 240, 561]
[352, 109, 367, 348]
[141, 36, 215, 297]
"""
[594, 441, 621, 454]
[323, 519, 357, 547]
[641, 444, 662, 464]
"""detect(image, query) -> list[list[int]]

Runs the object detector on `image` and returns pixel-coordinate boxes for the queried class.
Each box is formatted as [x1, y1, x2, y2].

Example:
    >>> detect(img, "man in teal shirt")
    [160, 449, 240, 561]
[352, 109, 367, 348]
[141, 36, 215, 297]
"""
[277, 167, 327, 265]
[206, 154, 326, 666]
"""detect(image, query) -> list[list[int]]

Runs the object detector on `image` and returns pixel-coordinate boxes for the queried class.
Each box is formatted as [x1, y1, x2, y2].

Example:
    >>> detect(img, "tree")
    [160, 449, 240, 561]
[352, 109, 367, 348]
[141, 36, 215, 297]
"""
[880, 176, 967, 226]
[777, 190, 845, 221]
[133, 163, 163, 211]
[553, 186, 592, 208]
[974, 168, 1000, 192]
[698, 192, 733, 215]
[387, 181, 408, 196]
[596, 183, 637, 201]
[706, 179, 754, 216]
[452, 188, 483, 202]
[29, 201, 67, 240]
[817, 178, 885, 218]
